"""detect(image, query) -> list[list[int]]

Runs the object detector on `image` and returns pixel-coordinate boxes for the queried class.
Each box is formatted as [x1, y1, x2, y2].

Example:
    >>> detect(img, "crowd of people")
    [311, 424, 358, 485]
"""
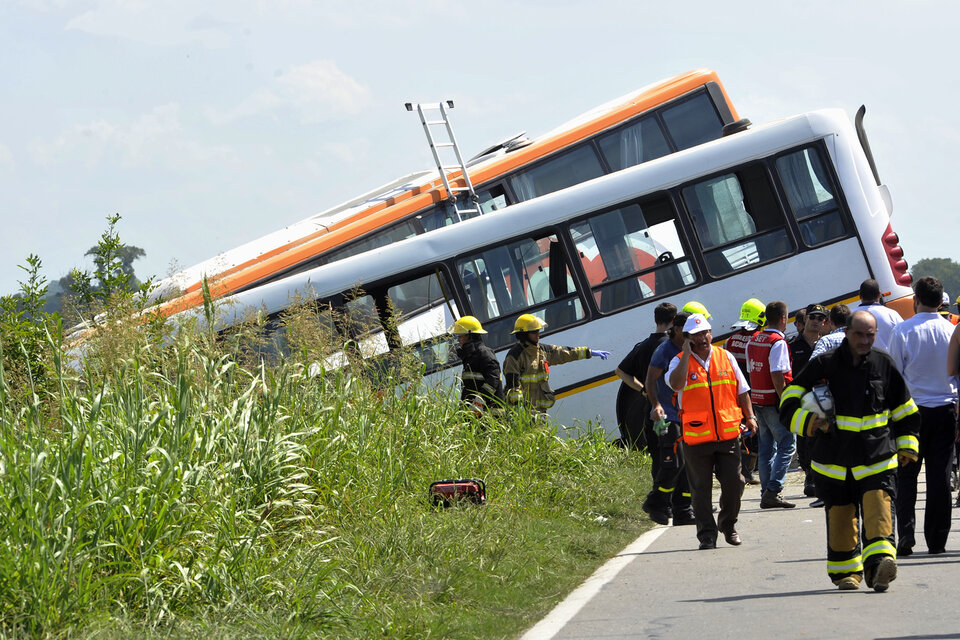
[450, 277, 960, 593]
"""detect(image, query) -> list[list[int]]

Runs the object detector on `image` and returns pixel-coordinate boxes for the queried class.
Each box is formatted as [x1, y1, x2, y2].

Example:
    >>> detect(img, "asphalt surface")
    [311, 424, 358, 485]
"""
[521, 469, 960, 640]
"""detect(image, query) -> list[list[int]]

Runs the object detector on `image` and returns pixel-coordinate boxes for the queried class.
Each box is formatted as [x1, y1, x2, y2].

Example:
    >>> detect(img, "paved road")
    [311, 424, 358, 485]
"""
[522, 471, 960, 640]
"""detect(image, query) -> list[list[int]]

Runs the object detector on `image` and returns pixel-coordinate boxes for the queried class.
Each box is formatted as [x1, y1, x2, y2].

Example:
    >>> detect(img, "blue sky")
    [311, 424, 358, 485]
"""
[1, 0, 957, 296]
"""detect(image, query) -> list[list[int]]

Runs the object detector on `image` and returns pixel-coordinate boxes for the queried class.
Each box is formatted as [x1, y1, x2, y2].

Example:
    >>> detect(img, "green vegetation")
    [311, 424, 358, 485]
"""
[912, 257, 960, 304]
[0, 223, 653, 639]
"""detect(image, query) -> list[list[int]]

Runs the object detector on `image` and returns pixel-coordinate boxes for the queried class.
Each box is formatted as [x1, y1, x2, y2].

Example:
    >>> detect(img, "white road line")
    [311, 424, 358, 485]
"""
[519, 525, 669, 640]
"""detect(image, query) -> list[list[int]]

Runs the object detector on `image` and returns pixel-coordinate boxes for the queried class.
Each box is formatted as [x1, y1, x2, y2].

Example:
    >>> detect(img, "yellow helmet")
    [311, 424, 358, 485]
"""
[682, 301, 711, 319]
[732, 298, 765, 328]
[512, 313, 547, 333]
[450, 315, 487, 335]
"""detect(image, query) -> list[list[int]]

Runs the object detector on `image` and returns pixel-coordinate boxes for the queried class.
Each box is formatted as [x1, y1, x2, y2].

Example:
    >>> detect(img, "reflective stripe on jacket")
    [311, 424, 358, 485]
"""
[679, 347, 743, 445]
[779, 339, 920, 481]
[504, 342, 590, 410]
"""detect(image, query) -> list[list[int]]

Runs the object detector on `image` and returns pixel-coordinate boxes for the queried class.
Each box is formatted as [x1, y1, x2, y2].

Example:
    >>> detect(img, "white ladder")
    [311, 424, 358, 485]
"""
[405, 100, 480, 221]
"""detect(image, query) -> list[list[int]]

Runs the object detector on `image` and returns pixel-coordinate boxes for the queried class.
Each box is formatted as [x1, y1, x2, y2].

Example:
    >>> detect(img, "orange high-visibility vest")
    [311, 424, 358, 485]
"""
[679, 347, 743, 445]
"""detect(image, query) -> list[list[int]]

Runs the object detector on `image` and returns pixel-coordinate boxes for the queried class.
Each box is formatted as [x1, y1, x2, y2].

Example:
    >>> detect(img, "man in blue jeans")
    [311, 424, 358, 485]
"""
[747, 300, 796, 508]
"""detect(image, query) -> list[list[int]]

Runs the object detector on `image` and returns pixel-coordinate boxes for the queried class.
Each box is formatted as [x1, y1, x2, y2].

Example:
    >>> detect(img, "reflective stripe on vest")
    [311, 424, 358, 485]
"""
[680, 347, 743, 445]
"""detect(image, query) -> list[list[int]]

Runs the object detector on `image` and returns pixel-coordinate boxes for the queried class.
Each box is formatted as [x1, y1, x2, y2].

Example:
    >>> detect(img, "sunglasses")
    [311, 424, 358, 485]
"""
[807, 314, 827, 320]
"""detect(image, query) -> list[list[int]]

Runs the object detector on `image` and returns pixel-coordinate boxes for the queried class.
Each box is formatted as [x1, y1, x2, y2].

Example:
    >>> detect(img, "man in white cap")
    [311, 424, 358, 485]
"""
[668, 313, 757, 550]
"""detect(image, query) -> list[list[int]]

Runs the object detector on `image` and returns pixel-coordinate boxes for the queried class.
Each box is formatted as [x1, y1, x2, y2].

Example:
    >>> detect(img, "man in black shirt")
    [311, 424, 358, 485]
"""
[615, 302, 676, 455]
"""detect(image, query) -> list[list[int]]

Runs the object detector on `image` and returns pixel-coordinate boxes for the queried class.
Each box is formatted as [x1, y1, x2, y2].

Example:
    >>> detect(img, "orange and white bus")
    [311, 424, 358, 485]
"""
[195, 105, 913, 437]
[151, 69, 739, 315]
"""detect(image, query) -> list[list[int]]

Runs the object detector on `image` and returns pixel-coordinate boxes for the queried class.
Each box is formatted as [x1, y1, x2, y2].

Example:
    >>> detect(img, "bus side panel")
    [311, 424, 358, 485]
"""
[537, 238, 869, 437]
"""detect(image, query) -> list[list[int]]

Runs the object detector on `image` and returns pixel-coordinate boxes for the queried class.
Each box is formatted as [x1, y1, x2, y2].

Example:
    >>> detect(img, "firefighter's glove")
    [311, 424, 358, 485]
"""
[590, 350, 610, 360]
[898, 450, 918, 466]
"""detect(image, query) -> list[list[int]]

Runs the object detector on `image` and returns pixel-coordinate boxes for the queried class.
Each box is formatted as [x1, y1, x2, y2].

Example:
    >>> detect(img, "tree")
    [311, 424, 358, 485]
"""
[911, 258, 960, 304]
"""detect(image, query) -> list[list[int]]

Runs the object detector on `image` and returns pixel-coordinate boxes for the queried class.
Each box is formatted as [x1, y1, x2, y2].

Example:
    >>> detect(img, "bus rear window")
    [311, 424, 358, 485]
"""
[776, 147, 848, 246]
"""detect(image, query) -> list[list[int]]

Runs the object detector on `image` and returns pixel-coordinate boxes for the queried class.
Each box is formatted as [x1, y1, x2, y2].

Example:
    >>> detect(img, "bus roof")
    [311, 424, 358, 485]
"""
[151, 69, 736, 308]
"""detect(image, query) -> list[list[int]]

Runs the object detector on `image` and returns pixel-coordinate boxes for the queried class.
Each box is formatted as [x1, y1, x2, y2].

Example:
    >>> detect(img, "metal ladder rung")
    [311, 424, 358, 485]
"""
[408, 98, 480, 221]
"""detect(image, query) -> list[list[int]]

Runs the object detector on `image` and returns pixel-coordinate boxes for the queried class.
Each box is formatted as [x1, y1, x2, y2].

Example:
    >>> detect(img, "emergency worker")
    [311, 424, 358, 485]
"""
[725, 297, 765, 484]
[503, 314, 609, 414]
[667, 313, 757, 550]
[780, 310, 920, 592]
[450, 316, 504, 413]
[747, 301, 796, 509]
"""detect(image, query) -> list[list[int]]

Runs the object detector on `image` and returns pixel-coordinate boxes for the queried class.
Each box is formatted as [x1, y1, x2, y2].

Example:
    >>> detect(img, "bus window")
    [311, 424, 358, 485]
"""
[318, 220, 420, 267]
[507, 145, 605, 201]
[661, 91, 724, 150]
[457, 234, 585, 349]
[343, 293, 390, 358]
[596, 115, 672, 171]
[386, 272, 460, 372]
[570, 197, 697, 312]
[478, 184, 510, 213]
[682, 164, 794, 277]
[776, 147, 848, 246]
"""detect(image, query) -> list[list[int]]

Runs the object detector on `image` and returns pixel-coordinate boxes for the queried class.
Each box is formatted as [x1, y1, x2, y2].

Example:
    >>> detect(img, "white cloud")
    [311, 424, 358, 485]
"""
[207, 60, 371, 125]
[64, 1, 234, 48]
[28, 104, 239, 170]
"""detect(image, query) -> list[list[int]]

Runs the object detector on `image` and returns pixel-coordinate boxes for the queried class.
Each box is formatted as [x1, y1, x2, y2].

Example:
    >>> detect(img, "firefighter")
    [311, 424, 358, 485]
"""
[450, 316, 504, 413]
[725, 297, 765, 485]
[780, 310, 920, 592]
[503, 314, 609, 414]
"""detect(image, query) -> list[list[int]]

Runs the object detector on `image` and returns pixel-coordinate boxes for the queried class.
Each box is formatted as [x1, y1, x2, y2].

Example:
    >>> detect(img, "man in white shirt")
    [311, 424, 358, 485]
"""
[857, 278, 903, 353]
[746, 301, 796, 509]
[887, 276, 959, 556]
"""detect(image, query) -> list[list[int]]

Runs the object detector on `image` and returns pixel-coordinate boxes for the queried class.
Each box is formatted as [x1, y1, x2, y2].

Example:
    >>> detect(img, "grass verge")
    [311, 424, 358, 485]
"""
[0, 327, 653, 639]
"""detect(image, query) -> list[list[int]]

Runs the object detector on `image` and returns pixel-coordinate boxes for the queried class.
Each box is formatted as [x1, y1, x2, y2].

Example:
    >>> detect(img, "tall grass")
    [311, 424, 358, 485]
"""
[0, 306, 651, 639]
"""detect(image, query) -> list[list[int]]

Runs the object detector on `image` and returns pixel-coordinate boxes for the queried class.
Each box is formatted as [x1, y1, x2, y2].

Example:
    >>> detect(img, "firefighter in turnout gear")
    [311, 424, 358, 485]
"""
[503, 314, 609, 413]
[780, 310, 920, 592]
[450, 316, 504, 413]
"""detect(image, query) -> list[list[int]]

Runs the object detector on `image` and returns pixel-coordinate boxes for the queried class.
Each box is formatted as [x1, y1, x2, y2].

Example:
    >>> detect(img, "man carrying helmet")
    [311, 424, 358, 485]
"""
[503, 313, 609, 414]
[780, 310, 919, 591]
[450, 316, 505, 413]
[725, 297, 765, 485]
